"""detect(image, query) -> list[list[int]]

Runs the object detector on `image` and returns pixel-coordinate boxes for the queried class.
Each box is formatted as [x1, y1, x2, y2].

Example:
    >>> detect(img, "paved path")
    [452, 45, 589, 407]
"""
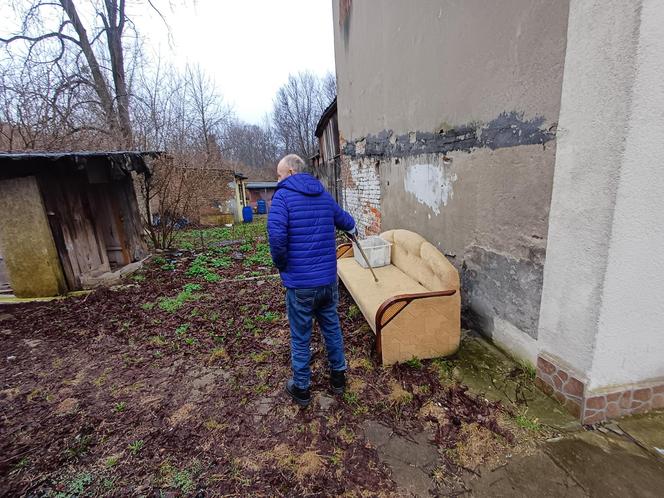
[363, 412, 664, 497]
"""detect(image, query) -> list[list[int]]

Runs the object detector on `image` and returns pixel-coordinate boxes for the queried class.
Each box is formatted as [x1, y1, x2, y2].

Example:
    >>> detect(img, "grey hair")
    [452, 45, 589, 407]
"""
[281, 153, 305, 172]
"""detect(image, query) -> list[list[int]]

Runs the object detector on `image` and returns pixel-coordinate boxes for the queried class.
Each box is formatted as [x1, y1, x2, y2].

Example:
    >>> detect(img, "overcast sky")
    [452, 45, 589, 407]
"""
[134, 0, 337, 124]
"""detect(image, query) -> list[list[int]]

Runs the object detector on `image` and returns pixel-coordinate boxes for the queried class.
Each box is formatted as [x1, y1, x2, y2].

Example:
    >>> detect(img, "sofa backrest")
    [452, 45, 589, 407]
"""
[380, 229, 459, 292]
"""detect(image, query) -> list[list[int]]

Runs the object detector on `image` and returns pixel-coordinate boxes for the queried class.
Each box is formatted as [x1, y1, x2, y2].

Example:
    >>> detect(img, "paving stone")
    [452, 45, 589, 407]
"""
[468, 451, 586, 497]
[362, 420, 392, 448]
[379, 430, 438, 469]
[618, 411, 664, 460]
[380, 454, 433, 498]
[317, 394, 336, 411]
[544, 430, 664, 498]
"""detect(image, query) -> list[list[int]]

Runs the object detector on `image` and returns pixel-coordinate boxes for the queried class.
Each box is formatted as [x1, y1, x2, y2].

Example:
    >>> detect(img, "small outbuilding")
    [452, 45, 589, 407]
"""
[245, 181, 278, 212]
[0, 151, 157, 298]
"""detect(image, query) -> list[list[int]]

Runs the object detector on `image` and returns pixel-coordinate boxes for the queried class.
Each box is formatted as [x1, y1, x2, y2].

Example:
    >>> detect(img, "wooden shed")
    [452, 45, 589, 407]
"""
[0, 151, 157, 298]
[312, 97, 342, 202]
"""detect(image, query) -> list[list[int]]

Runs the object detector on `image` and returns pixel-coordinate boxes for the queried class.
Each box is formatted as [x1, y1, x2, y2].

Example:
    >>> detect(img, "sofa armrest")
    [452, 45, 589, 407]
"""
[375, 289, 457, 344]
[336, 243, 353, 259]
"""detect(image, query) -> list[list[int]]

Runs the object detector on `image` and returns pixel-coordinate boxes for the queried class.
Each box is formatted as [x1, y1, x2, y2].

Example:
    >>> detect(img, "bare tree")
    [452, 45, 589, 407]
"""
[270, 71, 336, 162]
[0, 0, 167, 147]
[321, 72, 337, 107]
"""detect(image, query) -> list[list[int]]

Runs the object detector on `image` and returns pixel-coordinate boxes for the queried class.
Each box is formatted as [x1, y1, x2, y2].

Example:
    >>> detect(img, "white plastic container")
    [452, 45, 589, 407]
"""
[353, 236, 392, 268]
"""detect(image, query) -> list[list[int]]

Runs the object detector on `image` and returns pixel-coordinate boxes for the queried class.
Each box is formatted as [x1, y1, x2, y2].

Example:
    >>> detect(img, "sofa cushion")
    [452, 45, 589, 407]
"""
[381, 230, 459, 292]
[337, 257, 427, 330]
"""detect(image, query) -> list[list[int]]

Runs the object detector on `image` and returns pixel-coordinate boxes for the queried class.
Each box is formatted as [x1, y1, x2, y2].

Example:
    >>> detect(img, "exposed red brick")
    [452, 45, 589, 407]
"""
[653, 384, 664, 395]
[606, 402, 621, 418]
[564, 377, 584, 398]
[652, 394, 664, 409]
[633, 388, 652, 402]
[585, 396, 606, 410]
[607, 392, 620, 402]
[630, 399, 642, 409]
[557, 370, 568, 382]
[554, 392, 567, 405]
[583, 410, 606, 425]
[537, 357, 556, 375]
[619, 391, 632, 409]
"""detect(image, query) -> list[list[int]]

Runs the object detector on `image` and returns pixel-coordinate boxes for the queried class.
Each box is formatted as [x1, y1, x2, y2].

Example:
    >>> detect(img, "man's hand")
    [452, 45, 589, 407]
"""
[345, 226, 357, 237]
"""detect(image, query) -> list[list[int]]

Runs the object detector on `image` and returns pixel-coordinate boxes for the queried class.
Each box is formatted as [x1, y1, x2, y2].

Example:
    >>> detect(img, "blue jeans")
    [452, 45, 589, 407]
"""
[286, 282, 346, 389]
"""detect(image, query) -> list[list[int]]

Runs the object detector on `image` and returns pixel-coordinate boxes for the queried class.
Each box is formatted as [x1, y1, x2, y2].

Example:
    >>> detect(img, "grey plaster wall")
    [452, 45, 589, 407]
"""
[332, 0, 570, 359]
[333, 0, 570, 141]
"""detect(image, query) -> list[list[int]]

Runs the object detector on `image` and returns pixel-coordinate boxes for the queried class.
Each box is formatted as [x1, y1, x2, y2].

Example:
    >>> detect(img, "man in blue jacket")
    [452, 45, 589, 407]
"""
[267, 154, 356, 407]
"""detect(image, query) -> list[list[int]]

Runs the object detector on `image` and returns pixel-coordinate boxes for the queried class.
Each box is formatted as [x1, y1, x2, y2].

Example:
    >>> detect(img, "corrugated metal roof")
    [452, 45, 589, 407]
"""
[246, 181, 278, 189]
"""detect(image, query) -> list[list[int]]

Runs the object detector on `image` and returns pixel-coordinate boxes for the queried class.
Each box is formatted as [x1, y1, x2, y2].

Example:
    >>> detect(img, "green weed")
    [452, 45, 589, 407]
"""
[256, 311, 280, 322]
[515, 413, 541, 431]
[172, 469, 194, 493]
[404, 356, 423, 369]
[114, 401, 127, 413]
[347, 305, 360, 319]
[56, 472, 93, 497]
[158, 285, 201, 312]
[132, 274, 146, 282]
[128, 439, 144, 455]
[175, 323, 190, 336]
[250, 351, 269, 363]
[105, 455, 120, 468]
[211, 256, 232, 268]
[141, 302, 155, 310]
[209, 311, 220, 322]
[239, 243, 252, 252]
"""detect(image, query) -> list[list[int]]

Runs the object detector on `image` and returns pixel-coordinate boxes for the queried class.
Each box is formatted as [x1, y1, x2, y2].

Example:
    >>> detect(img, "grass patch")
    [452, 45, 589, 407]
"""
[250, 351, 269, 363]
[128, 439, 144, 455]
[515, 413, 541, 431]
[56, 472, 93, 497]
[347, 305, 360, 319]
[256, 311, 280, 322]
[105, 455, 120, 468]
[404, 356, 423, 369]
[158, 284, 201, 312]
[175, 323, 190, 336]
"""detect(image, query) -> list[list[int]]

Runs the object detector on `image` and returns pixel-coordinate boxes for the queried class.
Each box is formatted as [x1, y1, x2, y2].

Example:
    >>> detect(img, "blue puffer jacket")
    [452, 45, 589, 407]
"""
[267, 173, 355, 289]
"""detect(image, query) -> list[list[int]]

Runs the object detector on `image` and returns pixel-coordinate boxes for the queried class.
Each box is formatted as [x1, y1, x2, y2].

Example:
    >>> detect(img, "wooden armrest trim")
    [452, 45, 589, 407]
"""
[336, 243, 353, 259]
[374, 289, 457, 359]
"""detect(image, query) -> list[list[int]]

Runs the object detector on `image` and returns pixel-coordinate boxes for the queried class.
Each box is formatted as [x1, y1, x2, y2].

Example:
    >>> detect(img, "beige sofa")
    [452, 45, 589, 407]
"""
[337, 229, 460, 365]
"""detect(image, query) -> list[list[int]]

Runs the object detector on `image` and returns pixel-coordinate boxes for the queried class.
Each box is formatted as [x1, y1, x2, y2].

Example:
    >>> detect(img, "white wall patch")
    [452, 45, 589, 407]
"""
[403, 163, 457, 215]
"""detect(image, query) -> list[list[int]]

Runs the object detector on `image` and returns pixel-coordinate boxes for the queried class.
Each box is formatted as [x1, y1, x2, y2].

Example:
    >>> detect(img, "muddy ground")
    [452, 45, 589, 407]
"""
[0, 223, 551, 497]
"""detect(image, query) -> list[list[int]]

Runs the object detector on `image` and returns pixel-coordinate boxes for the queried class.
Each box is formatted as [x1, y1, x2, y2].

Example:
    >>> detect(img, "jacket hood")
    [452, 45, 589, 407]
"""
[277, 173, 324, 196]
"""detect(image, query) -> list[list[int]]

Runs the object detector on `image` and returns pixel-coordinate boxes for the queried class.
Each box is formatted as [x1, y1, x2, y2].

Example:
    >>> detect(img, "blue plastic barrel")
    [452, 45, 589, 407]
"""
[257, 199, 267, 214]
[242, 205, 253, 223]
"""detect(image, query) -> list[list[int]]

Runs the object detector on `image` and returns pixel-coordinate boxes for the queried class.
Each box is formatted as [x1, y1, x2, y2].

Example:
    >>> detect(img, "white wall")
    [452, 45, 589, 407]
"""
[588, 0, 664, 389]
[539, 0, 664, 389]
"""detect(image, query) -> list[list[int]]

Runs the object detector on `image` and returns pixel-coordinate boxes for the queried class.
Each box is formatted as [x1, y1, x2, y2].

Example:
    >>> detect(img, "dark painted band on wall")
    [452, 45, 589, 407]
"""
[343, 111, 555, 158]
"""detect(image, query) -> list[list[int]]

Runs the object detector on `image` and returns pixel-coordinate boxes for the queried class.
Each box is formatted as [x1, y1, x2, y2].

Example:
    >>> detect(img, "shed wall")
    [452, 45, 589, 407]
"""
[0, 176, 67, 297]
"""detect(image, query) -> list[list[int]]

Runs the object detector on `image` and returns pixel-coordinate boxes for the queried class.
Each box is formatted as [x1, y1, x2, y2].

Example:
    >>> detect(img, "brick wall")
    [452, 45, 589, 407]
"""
[340, 154, 382, 237]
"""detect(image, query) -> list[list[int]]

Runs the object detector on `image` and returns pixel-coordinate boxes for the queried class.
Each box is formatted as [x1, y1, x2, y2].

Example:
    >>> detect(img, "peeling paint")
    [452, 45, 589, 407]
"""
[403, 163, 457, 215]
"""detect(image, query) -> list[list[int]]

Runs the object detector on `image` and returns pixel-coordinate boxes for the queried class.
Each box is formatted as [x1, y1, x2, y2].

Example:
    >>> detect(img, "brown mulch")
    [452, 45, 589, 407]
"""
[0, 240, 514, 497]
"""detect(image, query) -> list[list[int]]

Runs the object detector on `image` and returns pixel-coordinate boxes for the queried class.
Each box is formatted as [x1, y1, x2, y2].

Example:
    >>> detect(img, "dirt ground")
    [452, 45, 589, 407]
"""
[0, 222, 551, 497]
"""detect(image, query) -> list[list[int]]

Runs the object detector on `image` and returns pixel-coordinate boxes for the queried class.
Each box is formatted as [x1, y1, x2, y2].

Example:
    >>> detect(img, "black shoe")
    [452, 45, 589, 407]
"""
[286, 379, 311, 407]
[330, 370, 346, 395]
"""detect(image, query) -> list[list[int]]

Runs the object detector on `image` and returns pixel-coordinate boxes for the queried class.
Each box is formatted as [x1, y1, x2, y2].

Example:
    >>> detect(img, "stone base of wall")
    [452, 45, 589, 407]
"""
[537, 354, 664, 424]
